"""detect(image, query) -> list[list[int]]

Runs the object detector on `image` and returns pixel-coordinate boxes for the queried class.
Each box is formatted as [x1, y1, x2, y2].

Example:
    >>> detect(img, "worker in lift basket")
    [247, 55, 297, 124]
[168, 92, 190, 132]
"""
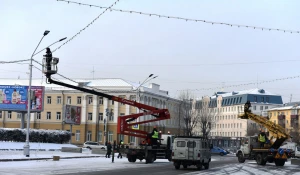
[151, 126, 159, 146]
[258, 129, 267, 148]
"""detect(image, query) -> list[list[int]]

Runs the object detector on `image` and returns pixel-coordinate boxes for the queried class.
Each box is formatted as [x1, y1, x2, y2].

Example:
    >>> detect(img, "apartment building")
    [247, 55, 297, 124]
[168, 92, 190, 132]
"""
[196, 88, 283, 148]
[268, 102, 300, 134]
[0, 78, 181, 145]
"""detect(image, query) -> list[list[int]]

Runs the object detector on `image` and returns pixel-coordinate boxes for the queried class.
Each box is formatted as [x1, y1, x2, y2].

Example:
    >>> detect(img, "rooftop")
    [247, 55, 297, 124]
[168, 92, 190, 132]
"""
[211, 88, 280, 99]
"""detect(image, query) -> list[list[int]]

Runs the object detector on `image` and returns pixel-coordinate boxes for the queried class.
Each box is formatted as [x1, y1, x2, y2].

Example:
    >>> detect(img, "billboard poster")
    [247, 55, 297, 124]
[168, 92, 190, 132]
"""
[64, 105, 81, 125]
[132, 124, 139, 130]
[0, 85, 44, 112]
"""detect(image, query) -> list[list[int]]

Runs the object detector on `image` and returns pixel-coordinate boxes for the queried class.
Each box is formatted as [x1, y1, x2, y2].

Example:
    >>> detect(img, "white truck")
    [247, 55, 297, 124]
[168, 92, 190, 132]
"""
[280, 142, 300, 158]
[172, 136, 212, 170]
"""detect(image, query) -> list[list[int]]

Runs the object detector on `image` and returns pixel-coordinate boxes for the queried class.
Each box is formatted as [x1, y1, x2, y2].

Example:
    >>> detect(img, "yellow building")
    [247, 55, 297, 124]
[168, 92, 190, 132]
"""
[0, 78, 182, 145]
[268, 104, 300, 134]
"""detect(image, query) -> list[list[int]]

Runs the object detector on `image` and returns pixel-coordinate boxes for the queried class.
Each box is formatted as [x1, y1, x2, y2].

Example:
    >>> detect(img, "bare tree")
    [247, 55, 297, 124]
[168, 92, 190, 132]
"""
[196, 100, 217, 138]
[290, 130, 300, 145]
[178, 91, 198, 136]
[246, 122, 259, 136]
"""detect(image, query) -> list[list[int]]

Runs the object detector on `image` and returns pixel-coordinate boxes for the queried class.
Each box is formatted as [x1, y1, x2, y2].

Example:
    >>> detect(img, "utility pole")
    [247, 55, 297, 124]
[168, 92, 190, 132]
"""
[24, 30, 50, 157]
[290, 94, 293, 103]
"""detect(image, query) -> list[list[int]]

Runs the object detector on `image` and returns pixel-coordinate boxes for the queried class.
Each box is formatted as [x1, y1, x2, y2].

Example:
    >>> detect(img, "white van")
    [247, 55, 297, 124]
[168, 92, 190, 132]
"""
[172, 136, 212, 170]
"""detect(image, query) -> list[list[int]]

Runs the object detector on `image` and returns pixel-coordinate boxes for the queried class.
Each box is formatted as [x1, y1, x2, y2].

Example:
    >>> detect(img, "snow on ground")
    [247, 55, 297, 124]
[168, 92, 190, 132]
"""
[0, 157, 173, 175]
[0, 141, 77, 150]
[184, 161, 300, 175]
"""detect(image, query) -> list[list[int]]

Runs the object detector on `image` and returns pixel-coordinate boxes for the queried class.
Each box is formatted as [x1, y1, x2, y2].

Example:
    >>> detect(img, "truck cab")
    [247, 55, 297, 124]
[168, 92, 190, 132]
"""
[172, 136, 211, 170]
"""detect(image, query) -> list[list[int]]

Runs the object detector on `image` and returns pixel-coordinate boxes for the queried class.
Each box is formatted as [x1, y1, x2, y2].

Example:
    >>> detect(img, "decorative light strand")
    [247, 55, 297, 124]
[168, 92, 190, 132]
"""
[57, 0, 300, 34]
[0, 59, 30, 64]
[178, 75, 300, 91]
[52, 0, 120, 53]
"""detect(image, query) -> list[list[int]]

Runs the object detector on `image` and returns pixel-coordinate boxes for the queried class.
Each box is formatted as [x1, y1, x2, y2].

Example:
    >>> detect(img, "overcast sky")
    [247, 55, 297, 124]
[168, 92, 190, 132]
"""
[1, 0, 300, 102]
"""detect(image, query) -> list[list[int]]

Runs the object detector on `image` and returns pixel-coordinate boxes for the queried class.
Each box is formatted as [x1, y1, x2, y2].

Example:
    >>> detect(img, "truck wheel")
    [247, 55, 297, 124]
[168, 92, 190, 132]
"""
[238, 152, 246, 163]
[275, 159, 285, 166]
[174, 162, 180, 170]
[183, 165, 187, 169]
[220, 152, 224, 156]
[168, 156, 172, 162]
[196, 163, 202, 170]
[131, 156, 137, 163]
[203, 162, 209, 169]
[146, 153, 155, 164]
[256, 154, 266, 165]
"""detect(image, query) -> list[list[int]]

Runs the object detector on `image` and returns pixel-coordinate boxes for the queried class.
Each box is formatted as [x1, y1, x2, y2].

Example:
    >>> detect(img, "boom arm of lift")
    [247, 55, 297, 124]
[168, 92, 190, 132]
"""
[45, 76, 170, 141]
[238, 101, 290, 149]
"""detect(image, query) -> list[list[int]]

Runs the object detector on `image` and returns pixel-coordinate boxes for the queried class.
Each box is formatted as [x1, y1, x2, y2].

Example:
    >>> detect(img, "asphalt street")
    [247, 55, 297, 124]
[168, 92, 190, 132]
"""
[65, 155, 237, 175]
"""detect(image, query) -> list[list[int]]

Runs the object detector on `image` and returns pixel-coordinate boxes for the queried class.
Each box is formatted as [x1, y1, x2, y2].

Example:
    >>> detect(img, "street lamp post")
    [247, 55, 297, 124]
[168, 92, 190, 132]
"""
[24, 30, 50, 157]
[105, 108, 113, 144]
[23, 32, 67, 157]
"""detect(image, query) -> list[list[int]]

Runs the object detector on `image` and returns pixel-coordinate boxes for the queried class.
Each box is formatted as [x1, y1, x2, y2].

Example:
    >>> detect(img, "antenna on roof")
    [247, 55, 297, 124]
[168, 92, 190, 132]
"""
[290, 94, 293, 103]
[91, 66, 95, 80]
[256, 74, 258, 88]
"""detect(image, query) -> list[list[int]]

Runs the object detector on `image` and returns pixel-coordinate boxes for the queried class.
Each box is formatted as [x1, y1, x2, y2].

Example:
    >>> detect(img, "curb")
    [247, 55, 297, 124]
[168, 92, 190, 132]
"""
[0, 155, 103, 162]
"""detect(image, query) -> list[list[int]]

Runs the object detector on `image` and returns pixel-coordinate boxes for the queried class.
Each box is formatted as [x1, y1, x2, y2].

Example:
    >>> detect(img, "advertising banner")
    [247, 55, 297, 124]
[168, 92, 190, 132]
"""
[0, 85, 44, 112]
[132, 124, 139, 130]
[64, 105, 81, 125]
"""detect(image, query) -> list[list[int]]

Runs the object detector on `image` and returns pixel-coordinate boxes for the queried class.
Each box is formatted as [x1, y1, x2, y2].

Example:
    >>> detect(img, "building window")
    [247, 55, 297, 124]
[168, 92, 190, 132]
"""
[266, 97, 270, 103]
[7, 111, 12, 119]
[0, 111, 2, 118]
[239, 97, 242, 103]
[17, 113, 22, 119]
[253, 106, 256, 110]
[88, 96, 93, 104]
[57, 96, 62, 104]
[98, 113, 103, 121]
[77, 96, 81, 104]
[108, 131, 113, 142]
[47, 96, 51, 104]
[87, 131, 92, 141]
[260, 106, 263, 110]
[67, 96, 71, 104]
[36, 112, 41, 120]
[240, 123, 242, 128]
[129, 135, 135, 143]
[75, 130, 80, 141]
[261, 97, 264, 102]
[88, 113, 93, 120]
[56, 112, 61, 120]
[47, 112, 51, 120]
[265, 106, 268, 110]
[98, 131, 102, 142]
[109, 112, 114, 121]
[111, 100, 114, 105]
[99, 97, 103, 105]
[119, 134, 124, 142]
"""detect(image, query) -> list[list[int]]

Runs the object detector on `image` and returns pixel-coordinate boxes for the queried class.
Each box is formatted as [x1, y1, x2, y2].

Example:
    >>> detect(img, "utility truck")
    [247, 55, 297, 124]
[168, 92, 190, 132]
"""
[236, 101, 292, 166]
[42, 48, 172, 164]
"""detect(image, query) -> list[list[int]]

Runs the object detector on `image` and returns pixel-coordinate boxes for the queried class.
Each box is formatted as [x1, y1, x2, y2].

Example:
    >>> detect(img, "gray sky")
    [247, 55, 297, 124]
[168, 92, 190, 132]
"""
[1, 0, 300, 102]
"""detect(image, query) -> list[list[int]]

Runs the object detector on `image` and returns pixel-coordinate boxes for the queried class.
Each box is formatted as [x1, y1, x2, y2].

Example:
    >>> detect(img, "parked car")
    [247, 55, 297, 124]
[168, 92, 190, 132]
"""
[83, 141, 107, 150]
[211, 146, 227, 156]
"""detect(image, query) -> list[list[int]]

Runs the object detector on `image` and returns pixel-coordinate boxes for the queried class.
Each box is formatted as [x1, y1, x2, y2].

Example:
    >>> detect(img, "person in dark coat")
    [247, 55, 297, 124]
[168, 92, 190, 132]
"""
[117, 140, 124, 159]
[105, 142, 112, 158]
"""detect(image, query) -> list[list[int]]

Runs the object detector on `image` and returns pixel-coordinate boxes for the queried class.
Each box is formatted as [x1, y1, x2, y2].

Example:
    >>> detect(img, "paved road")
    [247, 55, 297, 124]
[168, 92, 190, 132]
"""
[65, 155, 237, 175]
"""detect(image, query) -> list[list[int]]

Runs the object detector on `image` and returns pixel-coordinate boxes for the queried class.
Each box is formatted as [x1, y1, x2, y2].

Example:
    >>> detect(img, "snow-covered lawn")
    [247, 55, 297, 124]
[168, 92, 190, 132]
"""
[0, 141, 77, 150]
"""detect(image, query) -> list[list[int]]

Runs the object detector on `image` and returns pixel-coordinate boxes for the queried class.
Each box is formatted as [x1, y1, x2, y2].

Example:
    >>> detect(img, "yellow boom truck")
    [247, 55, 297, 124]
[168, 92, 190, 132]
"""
[236, 101, 292, 166]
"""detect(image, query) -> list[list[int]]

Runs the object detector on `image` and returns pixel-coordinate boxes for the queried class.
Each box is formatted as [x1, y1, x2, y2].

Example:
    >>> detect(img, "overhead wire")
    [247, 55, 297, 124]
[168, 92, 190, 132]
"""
[57, 0, 300, 34]
[0, 59, 30, 64]
[177, 74, 300, 91]
[52, 0, 120, 53]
